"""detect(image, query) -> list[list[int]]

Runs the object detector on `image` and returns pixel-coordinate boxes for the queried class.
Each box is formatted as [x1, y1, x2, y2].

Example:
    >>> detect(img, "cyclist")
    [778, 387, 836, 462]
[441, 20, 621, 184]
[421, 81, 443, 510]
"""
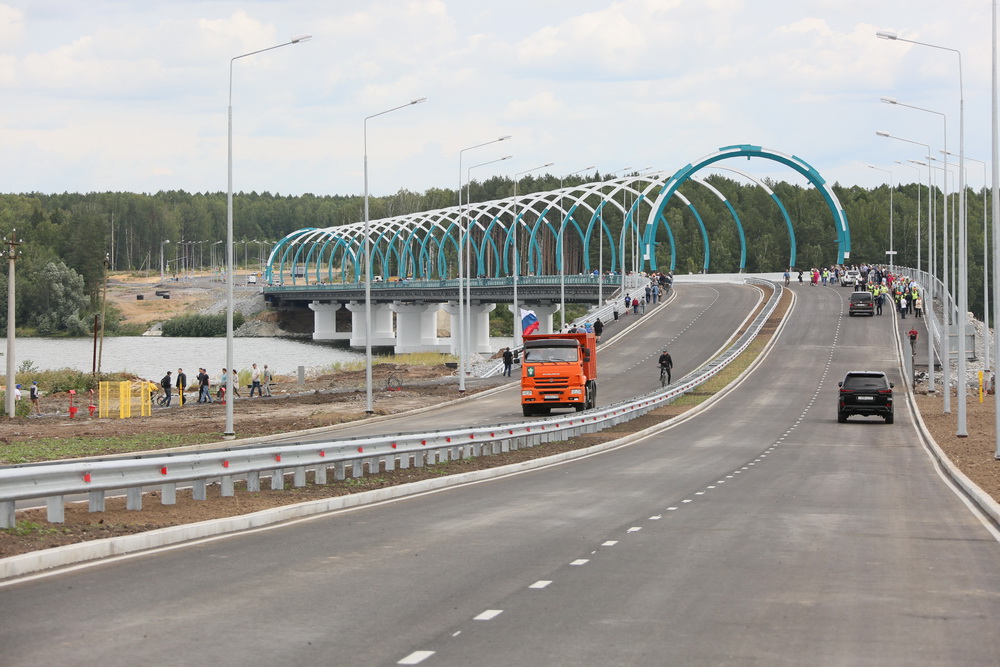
[658, 349, 673, 386]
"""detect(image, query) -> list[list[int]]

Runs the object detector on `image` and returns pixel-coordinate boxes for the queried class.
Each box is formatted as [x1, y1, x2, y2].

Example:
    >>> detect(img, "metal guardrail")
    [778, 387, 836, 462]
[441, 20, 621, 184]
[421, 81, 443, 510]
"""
[0, 278, 781, 528]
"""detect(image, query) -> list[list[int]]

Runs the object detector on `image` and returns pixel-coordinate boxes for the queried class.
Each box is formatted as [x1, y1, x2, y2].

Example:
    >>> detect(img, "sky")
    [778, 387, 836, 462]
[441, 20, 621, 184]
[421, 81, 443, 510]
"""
[0, 0, 996, 200]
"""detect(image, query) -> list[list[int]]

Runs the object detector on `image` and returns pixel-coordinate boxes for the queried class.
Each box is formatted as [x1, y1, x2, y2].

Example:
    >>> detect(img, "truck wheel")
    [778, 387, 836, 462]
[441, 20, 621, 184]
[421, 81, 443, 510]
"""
[587, 382, 597, 409]
[574, 403, 586, 412]
[522, 405, 534, 417]
[885, 414, 894, 424]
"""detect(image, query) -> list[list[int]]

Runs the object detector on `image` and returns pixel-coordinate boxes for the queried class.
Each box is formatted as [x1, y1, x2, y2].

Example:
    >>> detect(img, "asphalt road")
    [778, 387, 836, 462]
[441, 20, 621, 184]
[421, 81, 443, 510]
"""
[277, 281, 763, 441]
[3, 282, 999, 666]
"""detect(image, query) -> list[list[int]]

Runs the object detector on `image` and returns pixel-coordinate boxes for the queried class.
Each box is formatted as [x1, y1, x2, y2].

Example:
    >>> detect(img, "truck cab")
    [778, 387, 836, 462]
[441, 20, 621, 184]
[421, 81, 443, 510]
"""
[520, 332, 597, 417]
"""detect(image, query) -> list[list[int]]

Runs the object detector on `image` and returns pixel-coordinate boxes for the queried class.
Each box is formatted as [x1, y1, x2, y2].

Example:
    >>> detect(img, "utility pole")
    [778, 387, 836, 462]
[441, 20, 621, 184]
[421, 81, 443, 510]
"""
[5, 230, 22, 418]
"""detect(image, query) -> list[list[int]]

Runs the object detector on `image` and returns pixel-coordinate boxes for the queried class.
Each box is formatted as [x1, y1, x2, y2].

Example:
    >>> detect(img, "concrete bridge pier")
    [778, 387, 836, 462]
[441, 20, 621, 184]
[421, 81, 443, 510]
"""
[309, 301, 350, 341]
[467, 303, 497, 354]
[390, 303, 444, 353]
[346, 302, 396, 347]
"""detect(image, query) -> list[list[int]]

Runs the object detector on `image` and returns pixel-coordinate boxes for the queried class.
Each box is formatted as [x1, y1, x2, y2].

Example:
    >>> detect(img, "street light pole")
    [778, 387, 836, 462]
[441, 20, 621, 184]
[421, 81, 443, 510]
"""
[363, 97, 427, 413]
[4, 231, 21, 419]
[601, 167, 632, 307]
[894, 160, 921, 273]
[457, 135, 510, 393]
[943, 150, 990, 378]
[878, 29, 967, 435]
[160, 239, 170, 280]
[867, 165, 895, 270]
[225, 33, 311, 438]
[878, 130, 934, 276]
[464, 154, 512, 374]
[512, 162, 554, 348]
[559, 166, 595, 331]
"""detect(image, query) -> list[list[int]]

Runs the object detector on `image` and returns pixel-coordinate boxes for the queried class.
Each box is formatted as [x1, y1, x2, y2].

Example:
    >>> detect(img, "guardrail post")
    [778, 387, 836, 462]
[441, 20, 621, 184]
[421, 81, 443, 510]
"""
[88, 491, 105, 512]
[293, 466, 306, 487]
[352, 460, 363, 478]
[335, 461, 347, 480]
[246, 471, 261, 492]
[0, 501, 14, 528]
[126, 487, 142, 511]
[383, 454, 395, 472]
[162, 483, 177, 505]
[271, 469, 285, 491]
[221, 476, 235, 496]
[192, 479, 207, 500]
[46, 496, 65, 524]
[314, 465, 328, 485]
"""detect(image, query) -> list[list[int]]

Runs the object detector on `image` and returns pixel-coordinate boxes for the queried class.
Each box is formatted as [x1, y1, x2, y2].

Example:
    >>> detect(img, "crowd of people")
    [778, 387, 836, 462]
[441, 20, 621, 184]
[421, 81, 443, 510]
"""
[792, 264, 924, 318]
[157, 363, 273, 407]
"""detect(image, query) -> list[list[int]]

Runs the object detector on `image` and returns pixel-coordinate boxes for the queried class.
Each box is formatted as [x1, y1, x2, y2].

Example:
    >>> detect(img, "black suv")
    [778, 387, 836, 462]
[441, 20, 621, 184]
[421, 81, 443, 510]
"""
[838, 371, 893, 423]
[848, 291, 874, 317]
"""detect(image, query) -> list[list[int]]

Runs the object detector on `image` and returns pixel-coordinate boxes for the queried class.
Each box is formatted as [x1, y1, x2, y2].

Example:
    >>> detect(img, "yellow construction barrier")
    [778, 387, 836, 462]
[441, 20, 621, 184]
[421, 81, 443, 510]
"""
[99, 381, 111, 418]
[119, 381, 131, 418]
[96, 380, 154, 418]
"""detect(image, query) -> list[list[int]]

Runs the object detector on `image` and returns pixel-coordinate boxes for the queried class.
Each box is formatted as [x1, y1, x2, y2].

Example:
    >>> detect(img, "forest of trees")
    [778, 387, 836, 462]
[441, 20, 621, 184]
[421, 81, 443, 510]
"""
[0, 171, 993, 335]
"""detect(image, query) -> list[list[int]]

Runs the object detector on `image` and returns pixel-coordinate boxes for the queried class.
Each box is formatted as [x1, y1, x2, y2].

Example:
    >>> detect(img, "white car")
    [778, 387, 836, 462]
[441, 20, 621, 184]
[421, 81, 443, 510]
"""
[841, 270, 861, 287]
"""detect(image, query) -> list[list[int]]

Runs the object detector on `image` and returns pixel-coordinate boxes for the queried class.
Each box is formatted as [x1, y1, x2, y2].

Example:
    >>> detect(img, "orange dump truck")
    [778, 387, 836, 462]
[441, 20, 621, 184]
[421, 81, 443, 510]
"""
[520, 332, 597, 417]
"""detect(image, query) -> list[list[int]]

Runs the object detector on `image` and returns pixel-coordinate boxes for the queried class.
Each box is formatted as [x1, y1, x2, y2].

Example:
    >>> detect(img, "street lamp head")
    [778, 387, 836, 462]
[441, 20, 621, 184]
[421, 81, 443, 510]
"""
[909, 159, 927, 166]
[875, 130, 890, 138]
[876, 30, 898, 40]
[498, 135, 512, 141]
[880, 97, 898, 105]
[410, 97, 427, 105]
[290, 34, 313, 44]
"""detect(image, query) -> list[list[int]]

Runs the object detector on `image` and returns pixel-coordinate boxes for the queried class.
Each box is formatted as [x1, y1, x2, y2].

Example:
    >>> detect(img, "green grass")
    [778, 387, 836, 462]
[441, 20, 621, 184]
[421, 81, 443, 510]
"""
[0, 433, 220, 465]
[316, 351, 458, 374]
[2, 521, 69, 537]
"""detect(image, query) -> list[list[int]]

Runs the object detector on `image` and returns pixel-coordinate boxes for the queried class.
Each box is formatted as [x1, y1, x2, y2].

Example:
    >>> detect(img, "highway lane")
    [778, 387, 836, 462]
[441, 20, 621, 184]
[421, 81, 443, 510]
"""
[275, 282, 763, 442]
[6, 282, 996, 665]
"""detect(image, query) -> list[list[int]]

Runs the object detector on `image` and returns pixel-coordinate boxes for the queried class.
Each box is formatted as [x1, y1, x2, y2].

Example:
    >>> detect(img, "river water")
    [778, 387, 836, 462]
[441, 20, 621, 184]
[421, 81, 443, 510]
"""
[8, 336, 516, 381]
[9, 337, 366, 381]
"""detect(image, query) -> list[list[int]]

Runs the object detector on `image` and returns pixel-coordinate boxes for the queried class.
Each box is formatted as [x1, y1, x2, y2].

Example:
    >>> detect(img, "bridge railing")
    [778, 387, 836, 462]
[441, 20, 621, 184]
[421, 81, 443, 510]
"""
[0, 278, 779, 530]
[265, 274, 626, 291]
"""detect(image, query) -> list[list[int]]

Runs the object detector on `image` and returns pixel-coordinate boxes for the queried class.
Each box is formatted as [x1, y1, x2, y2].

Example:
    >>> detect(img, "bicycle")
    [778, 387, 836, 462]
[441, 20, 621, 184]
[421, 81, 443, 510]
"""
[659, 365, 671, 388]
[154, 389, 170, 407]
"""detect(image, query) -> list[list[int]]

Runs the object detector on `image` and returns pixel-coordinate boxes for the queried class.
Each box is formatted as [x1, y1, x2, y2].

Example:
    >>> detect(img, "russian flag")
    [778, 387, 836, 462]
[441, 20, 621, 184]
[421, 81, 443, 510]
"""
[520, 308, 540, 335]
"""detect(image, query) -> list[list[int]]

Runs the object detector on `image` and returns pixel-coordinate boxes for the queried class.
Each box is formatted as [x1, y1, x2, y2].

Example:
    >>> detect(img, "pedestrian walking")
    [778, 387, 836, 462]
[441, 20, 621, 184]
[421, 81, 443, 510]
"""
[898, 294, 907, 319]
[250, 363, 262, 397]
[632, 297, 639, 315]
[262, 364, 273, 396]
[593, 318, 604, 343]
[502, 347, 513, 377]
[160, 370, 173, 407]
[613, 303, 619, 321]
[176, 368, 187, 406]
[624, 295, 631, 316]
[198, 368, 212, 403]
[875, 291, 884, 316]
[914, 296, 923, 318]
[29, 381, 41, 415]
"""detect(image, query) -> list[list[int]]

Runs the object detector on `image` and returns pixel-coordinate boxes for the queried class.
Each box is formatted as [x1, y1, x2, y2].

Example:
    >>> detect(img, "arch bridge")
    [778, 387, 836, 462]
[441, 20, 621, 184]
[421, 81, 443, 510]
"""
[263, 144, 850, 352]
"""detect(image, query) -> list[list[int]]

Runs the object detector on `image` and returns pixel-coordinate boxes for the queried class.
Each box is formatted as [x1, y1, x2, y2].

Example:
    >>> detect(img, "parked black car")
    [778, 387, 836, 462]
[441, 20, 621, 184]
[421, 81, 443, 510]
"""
[848, 291, 874, 317]
[838, 371, 893, 423]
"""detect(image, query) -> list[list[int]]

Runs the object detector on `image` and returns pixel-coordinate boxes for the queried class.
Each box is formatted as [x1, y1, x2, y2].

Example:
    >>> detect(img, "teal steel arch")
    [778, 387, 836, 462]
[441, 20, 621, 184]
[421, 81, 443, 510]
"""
[646, 144, 851, 266]
[691, 176, 747, 271]
[267, 146, 849, 284]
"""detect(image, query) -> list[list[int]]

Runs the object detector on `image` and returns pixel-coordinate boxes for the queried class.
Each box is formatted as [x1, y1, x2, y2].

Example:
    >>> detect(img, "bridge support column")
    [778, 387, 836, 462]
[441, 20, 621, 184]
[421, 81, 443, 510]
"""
[390, 303, 445, 353]
[308, 301, 349, 341]
[508, 303, 559, 335]
[345, 302, 396, 348]
[467, 302, 496, 354]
